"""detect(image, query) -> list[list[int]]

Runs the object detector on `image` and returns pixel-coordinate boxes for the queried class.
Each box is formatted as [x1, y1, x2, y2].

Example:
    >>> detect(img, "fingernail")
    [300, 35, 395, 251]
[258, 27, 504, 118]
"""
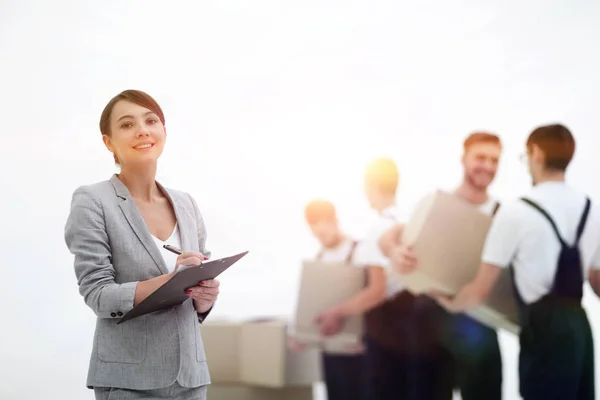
[185, 289, 192, 294]
[203, 256, 209, 260]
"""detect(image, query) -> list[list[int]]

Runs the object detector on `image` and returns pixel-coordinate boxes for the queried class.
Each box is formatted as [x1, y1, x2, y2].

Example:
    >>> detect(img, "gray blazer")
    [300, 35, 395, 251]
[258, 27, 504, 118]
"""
[64, 174, 211, 390]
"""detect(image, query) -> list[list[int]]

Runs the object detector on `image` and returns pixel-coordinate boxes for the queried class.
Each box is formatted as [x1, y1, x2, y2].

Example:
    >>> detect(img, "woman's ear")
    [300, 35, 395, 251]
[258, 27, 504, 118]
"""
[102, 134, 114, 153]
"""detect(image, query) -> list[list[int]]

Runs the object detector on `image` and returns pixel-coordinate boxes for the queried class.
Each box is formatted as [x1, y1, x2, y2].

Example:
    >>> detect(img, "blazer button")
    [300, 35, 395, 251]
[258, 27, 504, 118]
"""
[117, 311, 123, 317]
[110, 312, 117, 317]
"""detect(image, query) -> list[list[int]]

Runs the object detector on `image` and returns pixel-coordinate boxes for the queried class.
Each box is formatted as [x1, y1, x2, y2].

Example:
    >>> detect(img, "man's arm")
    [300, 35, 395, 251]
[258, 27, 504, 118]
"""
[587, 241, 600, 297]
[336, 266, 387, 317]
[588, 270, 600, 297]
[433, 262, 502, 312]
[315, 265, 387, 336]
[378, 224, 403, 258]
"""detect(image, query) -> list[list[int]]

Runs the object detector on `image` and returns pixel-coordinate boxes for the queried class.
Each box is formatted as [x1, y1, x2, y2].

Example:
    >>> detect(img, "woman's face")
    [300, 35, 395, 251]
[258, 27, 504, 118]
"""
[102, 100, 166, 167]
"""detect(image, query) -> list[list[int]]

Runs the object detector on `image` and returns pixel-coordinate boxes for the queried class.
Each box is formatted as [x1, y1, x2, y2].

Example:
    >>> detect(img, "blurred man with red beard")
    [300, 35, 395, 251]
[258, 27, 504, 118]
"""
[379, 132, 504, 400]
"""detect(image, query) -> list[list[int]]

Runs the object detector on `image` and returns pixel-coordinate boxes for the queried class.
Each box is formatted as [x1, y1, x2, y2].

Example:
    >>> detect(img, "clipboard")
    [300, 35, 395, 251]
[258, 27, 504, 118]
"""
[117, 250, 249, 324]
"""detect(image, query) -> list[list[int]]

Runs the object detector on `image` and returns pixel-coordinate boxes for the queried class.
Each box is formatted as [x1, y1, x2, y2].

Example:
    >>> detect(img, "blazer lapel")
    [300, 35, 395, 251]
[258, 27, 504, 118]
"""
[157, 181, 195, 253]
[110, 174, 169, 275]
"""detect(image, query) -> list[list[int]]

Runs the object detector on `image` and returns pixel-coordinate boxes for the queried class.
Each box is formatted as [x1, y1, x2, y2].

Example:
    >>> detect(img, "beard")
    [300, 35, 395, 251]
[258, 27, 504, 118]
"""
[465, 170, 492, 191]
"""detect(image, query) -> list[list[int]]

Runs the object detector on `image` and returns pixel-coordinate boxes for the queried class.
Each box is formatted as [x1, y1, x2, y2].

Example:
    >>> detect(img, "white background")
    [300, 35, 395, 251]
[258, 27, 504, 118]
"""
[1, 1, 600, 399]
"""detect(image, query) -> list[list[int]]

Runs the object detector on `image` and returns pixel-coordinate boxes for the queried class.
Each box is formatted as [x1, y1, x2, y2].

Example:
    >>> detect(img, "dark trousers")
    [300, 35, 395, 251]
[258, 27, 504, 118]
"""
[519, 303, 594, 400]
[321, 352, 367, 400]
[438, 313, 502, 400]
[364, 335, 450, 400]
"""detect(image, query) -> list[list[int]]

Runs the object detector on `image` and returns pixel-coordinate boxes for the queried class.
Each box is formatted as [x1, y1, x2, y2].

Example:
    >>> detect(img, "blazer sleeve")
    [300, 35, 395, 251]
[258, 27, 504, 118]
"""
[189, 193, 213, 322]
[64, 186, 138, 319]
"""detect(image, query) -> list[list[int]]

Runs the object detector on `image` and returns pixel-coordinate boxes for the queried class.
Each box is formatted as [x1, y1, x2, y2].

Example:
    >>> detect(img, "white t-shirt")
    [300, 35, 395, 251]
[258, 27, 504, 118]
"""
[151, 223, 182, 273]
[482, 182, 600, 304]
[476, 196, 501, 216]
[317, 238, 358, 264]
[353, 206, 404, 297]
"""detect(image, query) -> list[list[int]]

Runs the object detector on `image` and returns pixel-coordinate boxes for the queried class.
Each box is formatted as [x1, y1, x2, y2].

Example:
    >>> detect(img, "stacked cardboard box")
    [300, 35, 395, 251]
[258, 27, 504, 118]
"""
[201, 318, 322, 400]
[397, 190, 520, 334]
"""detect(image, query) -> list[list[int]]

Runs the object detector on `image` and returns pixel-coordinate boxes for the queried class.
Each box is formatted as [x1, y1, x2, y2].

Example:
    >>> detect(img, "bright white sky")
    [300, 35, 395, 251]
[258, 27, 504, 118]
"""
[2, 1, 600, 399]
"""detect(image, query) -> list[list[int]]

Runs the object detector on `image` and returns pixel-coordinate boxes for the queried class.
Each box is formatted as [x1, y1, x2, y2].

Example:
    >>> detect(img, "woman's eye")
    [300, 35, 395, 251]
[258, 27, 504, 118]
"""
[121, 122, 133, 129]
[147, 119, 158, 125]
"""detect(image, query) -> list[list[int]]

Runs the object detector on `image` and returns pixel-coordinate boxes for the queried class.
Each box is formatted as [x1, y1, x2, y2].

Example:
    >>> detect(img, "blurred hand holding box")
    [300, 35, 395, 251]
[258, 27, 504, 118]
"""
[292, 260, 366, 352]
[397, 190, 520, 334]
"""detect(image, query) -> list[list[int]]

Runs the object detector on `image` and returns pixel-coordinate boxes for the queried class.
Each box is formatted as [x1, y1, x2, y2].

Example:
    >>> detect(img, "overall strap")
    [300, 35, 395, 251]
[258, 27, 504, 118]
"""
[521, 197, 592, 247]
[520, 198, 567, 247]
[345, 240, 359, 264]
[491, 201, 501, 216]
[520, 197, 592, 303]
[575, 198, 592, 243]
[316, 239, 359, 263]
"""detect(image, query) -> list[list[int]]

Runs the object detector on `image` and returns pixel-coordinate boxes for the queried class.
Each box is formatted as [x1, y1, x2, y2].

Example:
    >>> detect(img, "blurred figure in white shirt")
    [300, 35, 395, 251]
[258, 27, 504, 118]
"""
[318, 158, 448, 400]
[290, 200, 367, 400]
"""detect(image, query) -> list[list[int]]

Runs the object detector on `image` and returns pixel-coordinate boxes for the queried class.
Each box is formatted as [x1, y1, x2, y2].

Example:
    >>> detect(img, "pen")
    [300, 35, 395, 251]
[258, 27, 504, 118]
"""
[163, 244, 183, 255]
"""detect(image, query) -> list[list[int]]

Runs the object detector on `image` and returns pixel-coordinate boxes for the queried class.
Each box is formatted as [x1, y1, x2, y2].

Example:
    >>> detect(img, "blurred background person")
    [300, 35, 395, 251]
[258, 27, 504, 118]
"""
[431, 124, 600, 400]
[290, 199, 367, 400]
[380, 132, 504, 400]
[318, 158, 448, 399]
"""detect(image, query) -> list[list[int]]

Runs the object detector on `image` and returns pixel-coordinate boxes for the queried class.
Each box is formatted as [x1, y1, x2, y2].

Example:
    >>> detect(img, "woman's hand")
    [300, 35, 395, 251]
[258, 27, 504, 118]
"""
[134, 251, 207, 307]
[169, 252, 218, 313]
[171, 252, 209, 275]
[187, 280, 220, 314]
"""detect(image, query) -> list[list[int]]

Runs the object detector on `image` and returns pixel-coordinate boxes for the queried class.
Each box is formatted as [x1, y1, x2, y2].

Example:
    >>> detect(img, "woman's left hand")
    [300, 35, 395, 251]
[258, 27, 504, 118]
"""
[186, 279, 220, 313]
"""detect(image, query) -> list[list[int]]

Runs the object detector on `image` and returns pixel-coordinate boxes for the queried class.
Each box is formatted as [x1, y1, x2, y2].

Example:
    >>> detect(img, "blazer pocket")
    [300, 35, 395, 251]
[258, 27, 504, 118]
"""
[97, 316, 147, 364]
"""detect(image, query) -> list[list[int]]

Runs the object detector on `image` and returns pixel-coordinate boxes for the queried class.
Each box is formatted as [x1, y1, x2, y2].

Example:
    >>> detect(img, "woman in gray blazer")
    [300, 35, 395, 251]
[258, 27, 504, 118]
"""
[64, 89, 219, 400]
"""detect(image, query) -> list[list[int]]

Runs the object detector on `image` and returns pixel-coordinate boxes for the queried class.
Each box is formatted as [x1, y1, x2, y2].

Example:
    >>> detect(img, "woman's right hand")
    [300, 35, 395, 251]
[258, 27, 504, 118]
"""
[170, 252, 209, 276]
[135, 252, 209, 306]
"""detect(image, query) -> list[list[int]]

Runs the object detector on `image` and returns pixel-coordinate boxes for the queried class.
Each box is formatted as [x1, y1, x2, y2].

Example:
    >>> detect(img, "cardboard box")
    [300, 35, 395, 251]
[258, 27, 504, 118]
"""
[207, 384, 313, 400]
[398, 190, 520, 334]
[201, 320, 242, 383]
[240, 319, 322, 388]
[201, 318, 322, 388]
[292, 260, 365, 351]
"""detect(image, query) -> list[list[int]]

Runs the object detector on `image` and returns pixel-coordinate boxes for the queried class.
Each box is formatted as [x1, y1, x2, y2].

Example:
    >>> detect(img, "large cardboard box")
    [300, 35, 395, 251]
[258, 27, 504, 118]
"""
[292, 260, 365, 351]
[201, 318, 322, 388]
[207, 384, 313, 400]
[240, 319, 322, 388]
[398, 190, 520, 334]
